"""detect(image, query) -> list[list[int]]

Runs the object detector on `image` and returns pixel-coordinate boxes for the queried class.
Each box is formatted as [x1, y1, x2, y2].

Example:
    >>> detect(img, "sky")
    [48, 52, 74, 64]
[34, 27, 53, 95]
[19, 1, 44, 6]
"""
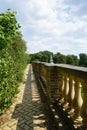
[0, 0, 87, 55]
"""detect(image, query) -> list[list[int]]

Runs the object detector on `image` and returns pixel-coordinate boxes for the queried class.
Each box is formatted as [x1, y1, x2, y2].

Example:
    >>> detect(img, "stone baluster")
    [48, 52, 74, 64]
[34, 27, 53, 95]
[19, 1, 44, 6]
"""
[63, 75, 69, 110]
[59, 74, 65, 105]
[68, 77, 75, 117]
[73, 79, 83, 128]
[81, 80, 87, 128]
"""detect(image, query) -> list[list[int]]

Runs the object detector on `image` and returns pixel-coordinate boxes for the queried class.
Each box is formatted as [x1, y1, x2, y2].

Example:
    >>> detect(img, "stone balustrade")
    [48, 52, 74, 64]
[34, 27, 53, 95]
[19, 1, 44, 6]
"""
[32, 62, 87, 129]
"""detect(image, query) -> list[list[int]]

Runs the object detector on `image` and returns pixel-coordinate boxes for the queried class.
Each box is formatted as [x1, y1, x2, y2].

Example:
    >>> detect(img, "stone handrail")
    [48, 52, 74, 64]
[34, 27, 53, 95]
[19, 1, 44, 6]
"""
[32, 62, 87, 129]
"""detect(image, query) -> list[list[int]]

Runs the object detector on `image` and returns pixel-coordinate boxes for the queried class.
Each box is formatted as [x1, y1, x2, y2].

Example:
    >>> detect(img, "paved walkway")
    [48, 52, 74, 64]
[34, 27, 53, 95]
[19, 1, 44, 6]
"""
[0, 65, 57, 130]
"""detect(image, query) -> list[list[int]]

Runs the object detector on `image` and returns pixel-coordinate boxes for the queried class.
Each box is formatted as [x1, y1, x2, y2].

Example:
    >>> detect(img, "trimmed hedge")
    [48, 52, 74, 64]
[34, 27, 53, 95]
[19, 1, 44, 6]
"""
[0, 10, 28, 115]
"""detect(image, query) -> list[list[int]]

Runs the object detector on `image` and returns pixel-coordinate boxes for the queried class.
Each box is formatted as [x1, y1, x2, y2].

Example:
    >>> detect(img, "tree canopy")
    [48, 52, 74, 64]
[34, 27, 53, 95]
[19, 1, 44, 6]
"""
[30, 51, 53, 63]
[79, 53, 87, 67]
[0, 9, 20, 49]
[66, 55, 78, 65]
[53, 53, 66, 64]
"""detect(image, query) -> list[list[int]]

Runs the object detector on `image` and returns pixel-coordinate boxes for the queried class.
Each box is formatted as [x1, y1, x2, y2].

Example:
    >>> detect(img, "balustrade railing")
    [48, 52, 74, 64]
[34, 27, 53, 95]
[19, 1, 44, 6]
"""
[32, 62, 87, 129]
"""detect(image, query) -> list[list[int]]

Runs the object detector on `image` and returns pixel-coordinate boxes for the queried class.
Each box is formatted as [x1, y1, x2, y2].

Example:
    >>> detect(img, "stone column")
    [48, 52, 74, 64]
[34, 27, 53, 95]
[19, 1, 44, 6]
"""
[68, 76, 75, 117]
[73, 79, 83, 128]
[59, 74, 65, 105]
[81, 80, 87, 128]
[63, 75, 69, 110]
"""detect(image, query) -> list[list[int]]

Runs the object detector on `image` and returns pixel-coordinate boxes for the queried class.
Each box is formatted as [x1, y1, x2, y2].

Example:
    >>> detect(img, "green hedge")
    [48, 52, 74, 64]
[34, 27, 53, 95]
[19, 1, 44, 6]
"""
[0, 10, 28, 115]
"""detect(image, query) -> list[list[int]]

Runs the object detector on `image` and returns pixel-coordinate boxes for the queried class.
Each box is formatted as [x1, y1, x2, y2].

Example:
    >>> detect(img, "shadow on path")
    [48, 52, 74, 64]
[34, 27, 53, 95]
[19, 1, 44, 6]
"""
[12, 65, 57, 130]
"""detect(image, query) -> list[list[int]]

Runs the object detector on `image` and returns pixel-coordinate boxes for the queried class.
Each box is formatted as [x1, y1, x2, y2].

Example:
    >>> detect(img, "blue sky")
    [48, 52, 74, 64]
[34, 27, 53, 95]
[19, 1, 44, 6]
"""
[0, 0, 87, 55]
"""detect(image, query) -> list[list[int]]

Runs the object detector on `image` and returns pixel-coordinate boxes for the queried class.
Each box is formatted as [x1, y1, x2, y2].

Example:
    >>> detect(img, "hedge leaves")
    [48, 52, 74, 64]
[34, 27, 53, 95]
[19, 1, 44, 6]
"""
[0, 9, 27, 114]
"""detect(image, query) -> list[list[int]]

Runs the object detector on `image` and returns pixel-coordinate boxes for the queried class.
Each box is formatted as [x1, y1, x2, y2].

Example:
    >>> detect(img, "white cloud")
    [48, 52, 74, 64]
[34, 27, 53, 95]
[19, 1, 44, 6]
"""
[0, 0, 87, 55]
[27, 40, 46, 53]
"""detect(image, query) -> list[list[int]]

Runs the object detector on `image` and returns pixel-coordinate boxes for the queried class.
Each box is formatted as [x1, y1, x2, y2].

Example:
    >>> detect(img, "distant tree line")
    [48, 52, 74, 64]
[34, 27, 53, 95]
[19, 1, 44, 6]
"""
[29, 51, 87, 67]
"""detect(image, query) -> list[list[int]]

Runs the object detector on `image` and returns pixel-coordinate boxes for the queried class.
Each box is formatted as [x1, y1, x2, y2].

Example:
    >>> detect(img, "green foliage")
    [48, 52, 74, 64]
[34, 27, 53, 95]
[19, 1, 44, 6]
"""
[31, 51, 80, 66]
[41, 51, 53, 62]
[53, 53, 66, 64]
[30, 51, 53, 63]
[66, 55, 78, 65]
[0, 9, 20, 49]
[0, 49, 18, 114]
[0, 10, 27, 115]
[27, 54, 32, 63]
[79, 53, 87, 67]
[9, 34, 27, 81]
[53, 53, 78, 65]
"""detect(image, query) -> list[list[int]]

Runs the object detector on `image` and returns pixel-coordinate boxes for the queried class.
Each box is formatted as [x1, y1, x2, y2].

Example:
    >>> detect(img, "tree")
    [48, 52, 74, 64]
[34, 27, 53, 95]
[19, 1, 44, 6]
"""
[41, 51, 53, 62]
[79, 53, 87, 67]
[53, 53, 66, 64]
[66, 55, 79, 65]
[30, 51, 53, 63]
[0, 9, 20, 49]
[30, 53, 42, 62]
